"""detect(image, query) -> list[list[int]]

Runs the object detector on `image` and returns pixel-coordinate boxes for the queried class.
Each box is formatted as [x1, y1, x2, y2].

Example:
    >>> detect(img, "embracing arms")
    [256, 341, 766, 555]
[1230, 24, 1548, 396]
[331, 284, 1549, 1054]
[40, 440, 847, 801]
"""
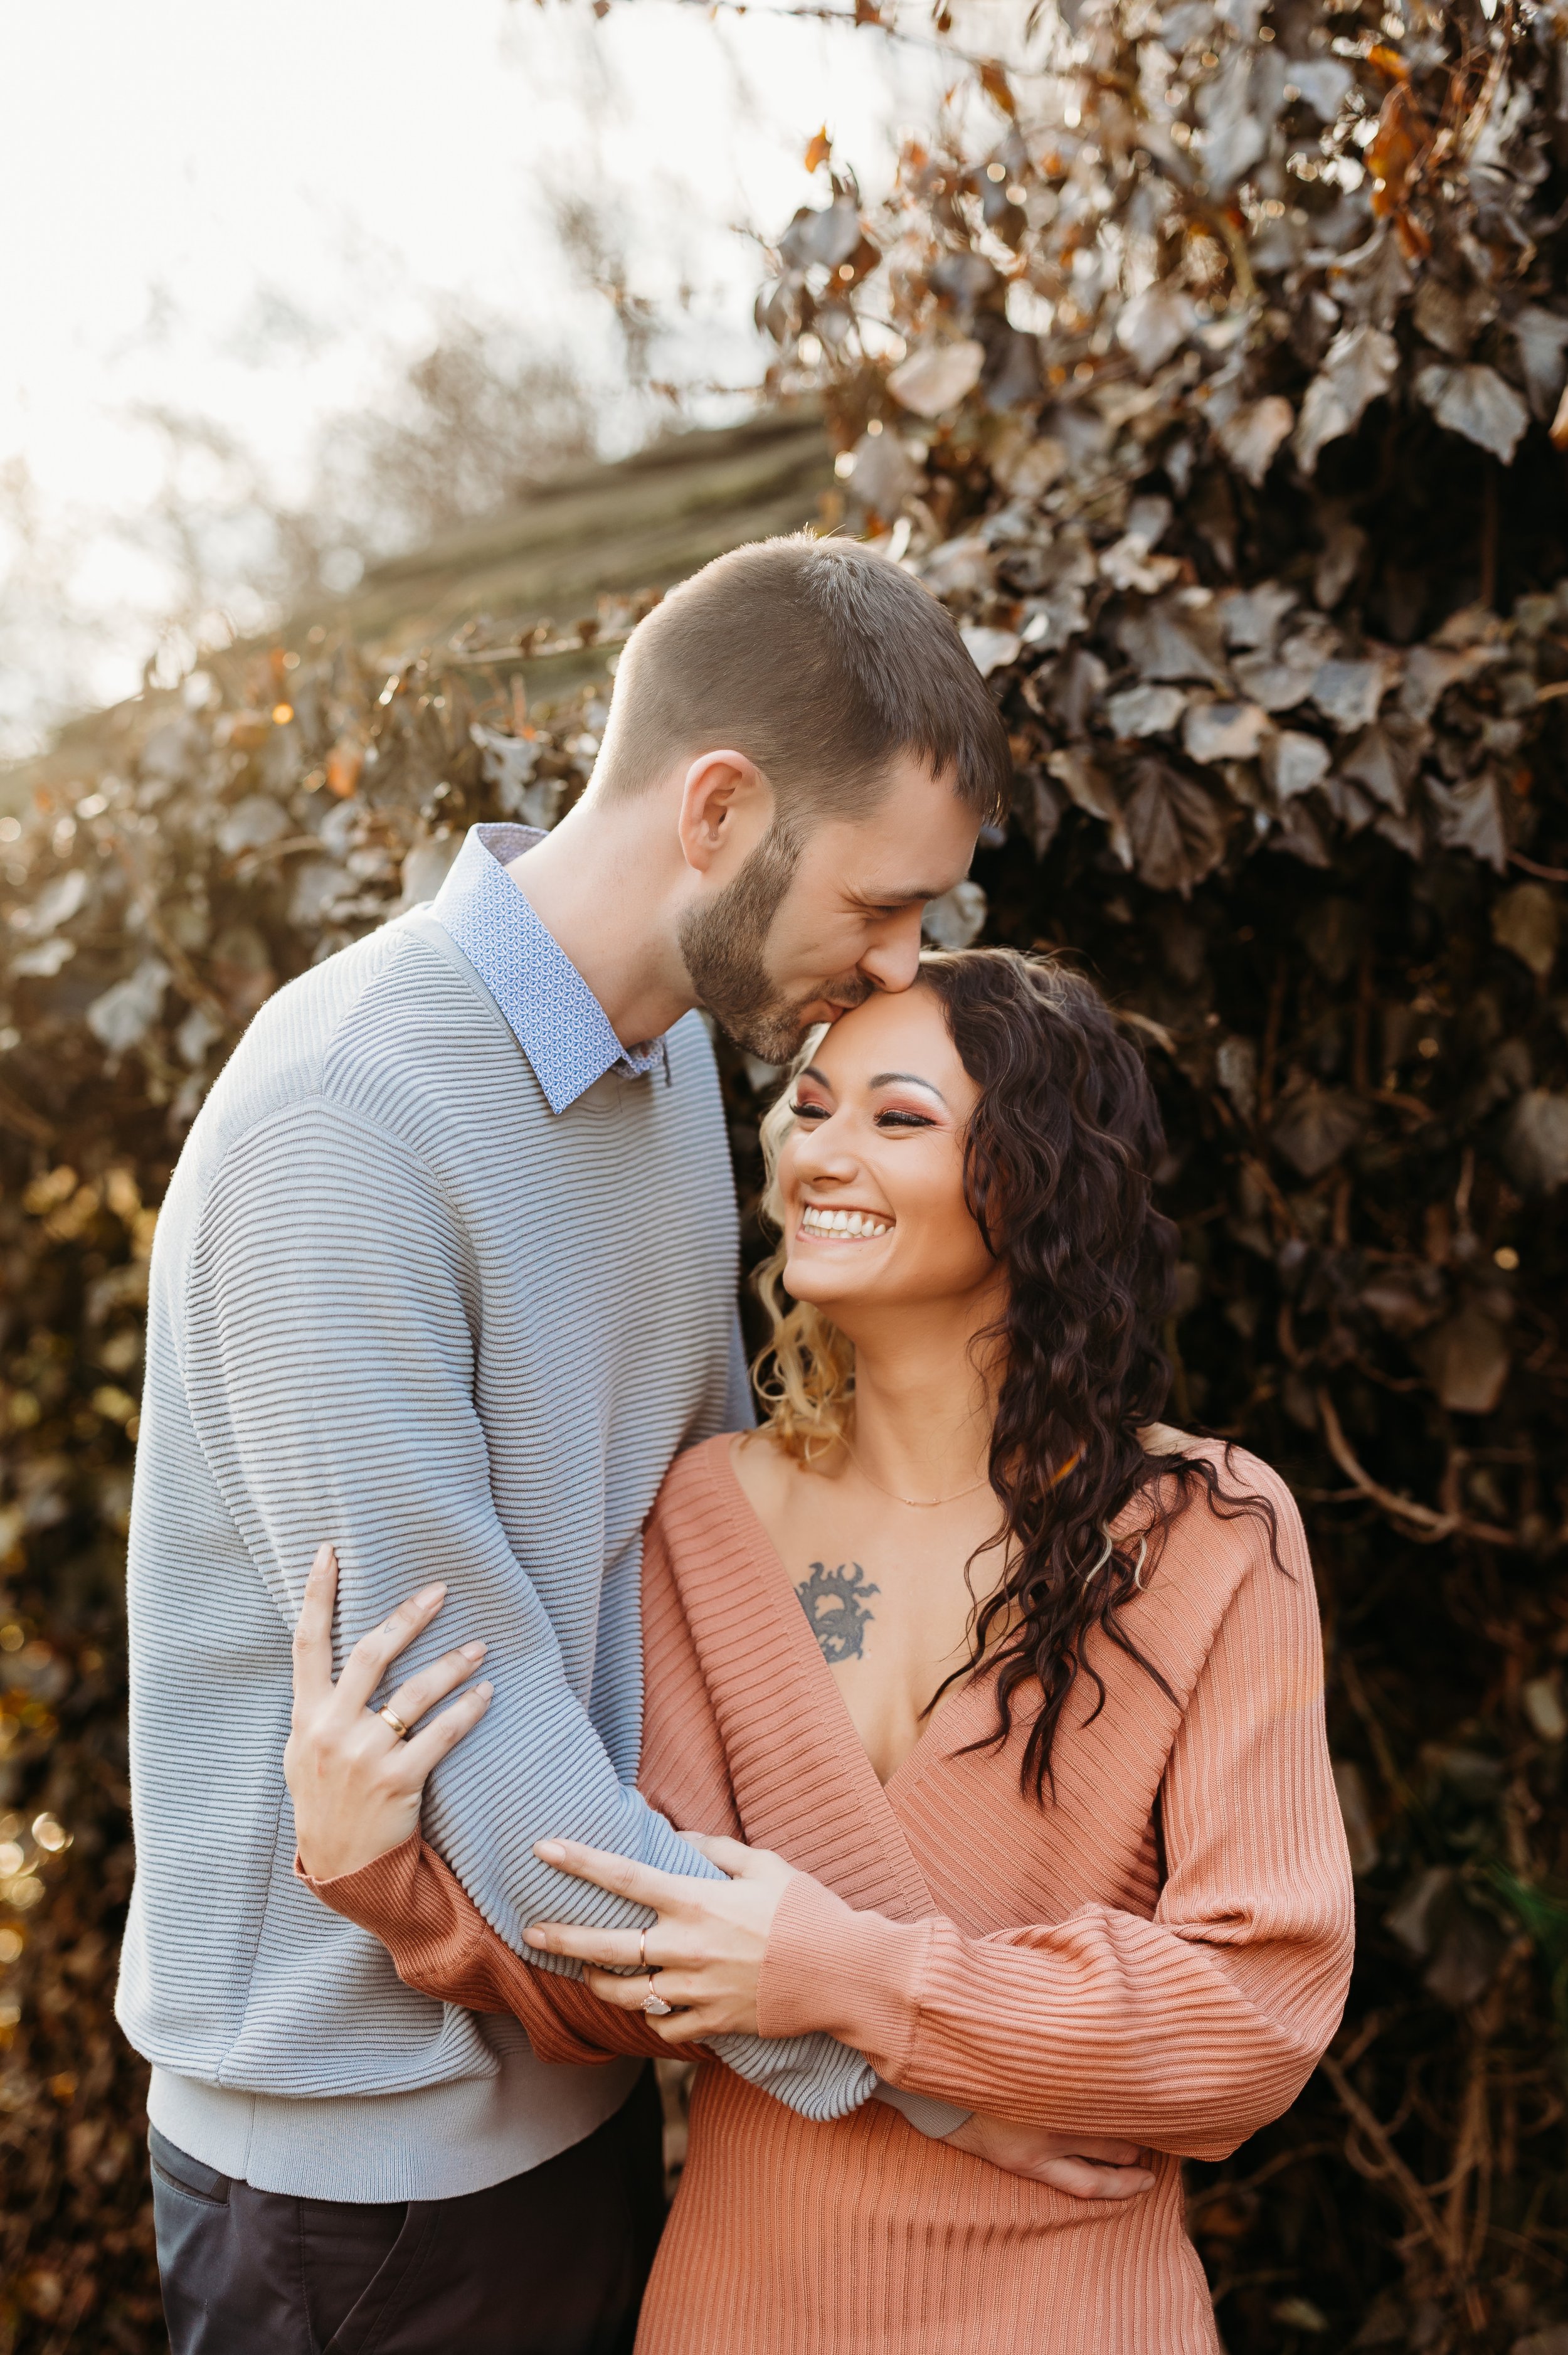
[295, 1550, 1154, 2198]
[289, 1536, 745, 2073]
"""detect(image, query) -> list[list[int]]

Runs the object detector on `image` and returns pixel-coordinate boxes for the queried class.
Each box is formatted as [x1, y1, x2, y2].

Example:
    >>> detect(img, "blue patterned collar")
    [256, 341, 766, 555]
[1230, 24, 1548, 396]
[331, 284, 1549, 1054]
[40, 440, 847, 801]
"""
[428, 824, 665, 1114]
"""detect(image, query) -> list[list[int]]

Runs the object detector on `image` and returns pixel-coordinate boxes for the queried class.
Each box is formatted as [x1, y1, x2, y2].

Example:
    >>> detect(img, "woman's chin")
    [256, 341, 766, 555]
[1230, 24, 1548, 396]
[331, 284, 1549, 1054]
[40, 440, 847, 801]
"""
[781, 1249, 882, 1307]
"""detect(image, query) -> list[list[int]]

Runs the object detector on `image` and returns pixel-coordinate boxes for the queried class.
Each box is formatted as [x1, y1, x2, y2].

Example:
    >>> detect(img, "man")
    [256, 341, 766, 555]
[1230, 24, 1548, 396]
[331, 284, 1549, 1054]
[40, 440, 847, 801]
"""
[117, 536, 1010, 2351]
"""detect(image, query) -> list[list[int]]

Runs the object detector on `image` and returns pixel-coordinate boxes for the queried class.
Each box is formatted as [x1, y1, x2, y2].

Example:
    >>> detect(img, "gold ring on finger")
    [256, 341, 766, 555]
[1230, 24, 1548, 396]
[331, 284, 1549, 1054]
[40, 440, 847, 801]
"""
[641, 1975, 673, 2017]
[377, 1704, 411, 1741]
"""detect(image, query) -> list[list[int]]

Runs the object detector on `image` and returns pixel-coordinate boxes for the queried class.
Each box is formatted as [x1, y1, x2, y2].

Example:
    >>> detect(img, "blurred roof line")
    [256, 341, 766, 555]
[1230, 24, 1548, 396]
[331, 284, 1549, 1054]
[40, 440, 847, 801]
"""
[304, 398, 832, 662]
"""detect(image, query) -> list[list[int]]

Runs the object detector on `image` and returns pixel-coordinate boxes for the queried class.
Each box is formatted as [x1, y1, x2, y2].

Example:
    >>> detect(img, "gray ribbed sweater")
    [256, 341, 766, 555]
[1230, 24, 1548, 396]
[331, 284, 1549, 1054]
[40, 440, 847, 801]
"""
[115, 904, 876, 2201]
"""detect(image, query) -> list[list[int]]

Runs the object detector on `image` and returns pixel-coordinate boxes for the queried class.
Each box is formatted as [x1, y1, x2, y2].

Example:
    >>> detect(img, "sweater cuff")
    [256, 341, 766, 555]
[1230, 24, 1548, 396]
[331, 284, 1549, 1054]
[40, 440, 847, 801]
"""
[294, 1836, 421, 1934]
[756, 1870, 929, 2066]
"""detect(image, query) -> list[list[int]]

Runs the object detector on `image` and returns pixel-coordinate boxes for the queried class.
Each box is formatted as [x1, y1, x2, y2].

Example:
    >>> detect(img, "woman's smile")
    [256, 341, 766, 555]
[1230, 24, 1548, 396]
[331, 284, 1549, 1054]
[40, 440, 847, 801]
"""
[796, 1203, 894, 1241]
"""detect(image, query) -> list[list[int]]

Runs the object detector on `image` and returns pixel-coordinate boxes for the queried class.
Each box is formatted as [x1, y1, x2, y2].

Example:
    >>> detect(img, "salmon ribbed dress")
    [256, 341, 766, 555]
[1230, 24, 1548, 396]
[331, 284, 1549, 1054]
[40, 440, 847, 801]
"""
[312, 1435, 1353, 2354]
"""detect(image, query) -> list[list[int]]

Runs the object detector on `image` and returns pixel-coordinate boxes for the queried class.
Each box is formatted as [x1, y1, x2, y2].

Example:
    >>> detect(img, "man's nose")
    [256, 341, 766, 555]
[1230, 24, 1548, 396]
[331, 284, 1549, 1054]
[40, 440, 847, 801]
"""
[857, 906, 925, 996]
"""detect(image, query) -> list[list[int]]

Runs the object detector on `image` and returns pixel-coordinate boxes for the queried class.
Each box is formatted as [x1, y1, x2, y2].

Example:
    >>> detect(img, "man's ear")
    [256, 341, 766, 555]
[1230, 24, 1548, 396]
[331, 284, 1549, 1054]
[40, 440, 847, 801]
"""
[677, 750, 772, 876]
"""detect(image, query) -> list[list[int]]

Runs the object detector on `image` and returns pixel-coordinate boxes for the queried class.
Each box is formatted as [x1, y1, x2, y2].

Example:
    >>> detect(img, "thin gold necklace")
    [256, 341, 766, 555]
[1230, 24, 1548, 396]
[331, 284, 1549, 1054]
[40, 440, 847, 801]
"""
[845, 1445, 990, 1511]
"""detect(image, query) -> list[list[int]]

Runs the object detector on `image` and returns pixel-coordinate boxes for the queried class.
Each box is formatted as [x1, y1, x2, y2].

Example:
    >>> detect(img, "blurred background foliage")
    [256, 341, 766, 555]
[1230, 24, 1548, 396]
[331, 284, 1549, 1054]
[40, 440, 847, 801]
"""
[2, 1, 1568, 2349]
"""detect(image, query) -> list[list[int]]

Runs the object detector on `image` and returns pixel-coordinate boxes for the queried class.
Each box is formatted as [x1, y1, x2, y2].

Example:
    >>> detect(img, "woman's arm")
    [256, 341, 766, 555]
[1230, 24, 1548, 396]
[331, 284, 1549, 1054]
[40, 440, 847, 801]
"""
[751, 1501, 1355, 2162]
[301, 1835, 675, 2065]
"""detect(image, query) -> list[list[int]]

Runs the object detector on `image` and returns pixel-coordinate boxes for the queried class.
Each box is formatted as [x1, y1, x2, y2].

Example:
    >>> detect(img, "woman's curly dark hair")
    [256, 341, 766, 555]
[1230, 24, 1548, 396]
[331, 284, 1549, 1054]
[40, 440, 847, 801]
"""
[754, 944, 1281, 1801]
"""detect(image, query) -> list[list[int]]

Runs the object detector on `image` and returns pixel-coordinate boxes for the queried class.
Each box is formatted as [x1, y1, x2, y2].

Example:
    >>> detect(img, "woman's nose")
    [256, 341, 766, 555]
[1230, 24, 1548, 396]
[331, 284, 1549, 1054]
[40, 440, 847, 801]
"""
[792, 1117, 859, 1184]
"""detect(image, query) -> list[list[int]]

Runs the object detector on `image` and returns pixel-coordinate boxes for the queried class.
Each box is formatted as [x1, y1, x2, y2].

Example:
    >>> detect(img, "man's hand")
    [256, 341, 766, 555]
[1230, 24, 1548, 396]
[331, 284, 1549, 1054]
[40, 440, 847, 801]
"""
[943, 2113, 1155, 2200]
[285, 1544, 493, 1883]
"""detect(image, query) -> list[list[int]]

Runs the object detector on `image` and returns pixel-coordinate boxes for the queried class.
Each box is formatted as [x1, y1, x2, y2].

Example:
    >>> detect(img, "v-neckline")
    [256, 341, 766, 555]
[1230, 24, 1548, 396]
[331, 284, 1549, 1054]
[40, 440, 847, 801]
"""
[709, 1434, 994, 1819]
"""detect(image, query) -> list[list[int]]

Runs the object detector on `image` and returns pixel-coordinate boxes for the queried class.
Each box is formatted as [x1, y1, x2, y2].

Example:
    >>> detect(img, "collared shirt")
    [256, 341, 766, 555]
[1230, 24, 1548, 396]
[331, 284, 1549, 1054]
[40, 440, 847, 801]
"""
[428, 823, 664, 1114]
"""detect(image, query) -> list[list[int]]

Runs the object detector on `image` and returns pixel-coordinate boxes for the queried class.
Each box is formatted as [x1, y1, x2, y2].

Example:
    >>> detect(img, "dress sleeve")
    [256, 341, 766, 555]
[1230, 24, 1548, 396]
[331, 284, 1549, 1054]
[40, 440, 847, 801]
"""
[301, 1836, 669, 2063]
[302, 1499, 748, 2071]
[753, 1490, 1355, 2162]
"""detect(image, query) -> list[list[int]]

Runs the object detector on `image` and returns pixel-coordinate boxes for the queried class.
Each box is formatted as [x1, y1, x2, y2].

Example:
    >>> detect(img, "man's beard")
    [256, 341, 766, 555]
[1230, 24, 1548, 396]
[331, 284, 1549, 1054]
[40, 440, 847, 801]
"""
[677, 824, 873, 1063]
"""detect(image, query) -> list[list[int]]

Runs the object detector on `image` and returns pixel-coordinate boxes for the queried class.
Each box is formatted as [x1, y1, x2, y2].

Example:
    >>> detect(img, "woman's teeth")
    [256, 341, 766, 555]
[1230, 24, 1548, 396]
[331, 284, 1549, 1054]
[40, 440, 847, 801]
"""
[798, 1206, 891, 1240]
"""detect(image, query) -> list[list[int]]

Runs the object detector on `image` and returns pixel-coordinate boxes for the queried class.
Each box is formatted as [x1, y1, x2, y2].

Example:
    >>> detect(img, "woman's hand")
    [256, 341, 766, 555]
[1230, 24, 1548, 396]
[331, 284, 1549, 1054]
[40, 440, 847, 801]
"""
[524, 1831, 793, 2042]
[943, 2114, 1155, 2200]
[285, 1544, 494, 1883]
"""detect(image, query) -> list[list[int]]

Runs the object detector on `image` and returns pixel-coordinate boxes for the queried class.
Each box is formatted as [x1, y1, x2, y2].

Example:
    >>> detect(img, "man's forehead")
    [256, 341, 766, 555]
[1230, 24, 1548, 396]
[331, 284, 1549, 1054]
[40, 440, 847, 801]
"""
[830, 833, 976, 904]
[879, 754, 971, 812]
[817, 769, 977, 893]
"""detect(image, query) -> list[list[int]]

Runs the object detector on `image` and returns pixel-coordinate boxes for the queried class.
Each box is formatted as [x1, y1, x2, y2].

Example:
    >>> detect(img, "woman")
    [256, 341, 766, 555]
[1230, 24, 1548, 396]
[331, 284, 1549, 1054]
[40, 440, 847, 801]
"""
[291, 947, 1353, 2354]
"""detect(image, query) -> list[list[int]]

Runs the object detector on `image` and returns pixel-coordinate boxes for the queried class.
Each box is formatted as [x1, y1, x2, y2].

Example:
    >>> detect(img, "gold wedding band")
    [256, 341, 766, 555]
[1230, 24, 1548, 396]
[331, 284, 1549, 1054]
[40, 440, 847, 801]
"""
[378, 1705, 411, 1741]
[637, 1926, 672, 2013]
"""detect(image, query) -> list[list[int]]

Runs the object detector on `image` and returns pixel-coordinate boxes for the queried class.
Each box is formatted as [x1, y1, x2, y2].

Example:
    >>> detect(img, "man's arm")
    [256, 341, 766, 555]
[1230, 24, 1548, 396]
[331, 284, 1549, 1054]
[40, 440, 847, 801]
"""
[182, 1097, 874, 2122]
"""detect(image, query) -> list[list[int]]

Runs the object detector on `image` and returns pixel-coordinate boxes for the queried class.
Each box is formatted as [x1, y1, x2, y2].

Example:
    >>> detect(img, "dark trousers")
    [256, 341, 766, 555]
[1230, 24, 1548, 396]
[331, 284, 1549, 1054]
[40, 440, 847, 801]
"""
[151, 2068, 665, 2355]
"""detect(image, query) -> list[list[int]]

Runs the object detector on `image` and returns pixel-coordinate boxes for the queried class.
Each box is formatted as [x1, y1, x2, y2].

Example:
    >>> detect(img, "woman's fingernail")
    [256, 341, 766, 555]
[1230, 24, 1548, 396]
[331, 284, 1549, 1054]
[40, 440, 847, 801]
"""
[534, 1840, 564, 1862]
[460, 1641, 486, 1662]
[523, 1926, 546, 1945]
[416, 1583, 446, 1606]
[312, 1543, 334, 1568]
[475, 1681, 494, 1700]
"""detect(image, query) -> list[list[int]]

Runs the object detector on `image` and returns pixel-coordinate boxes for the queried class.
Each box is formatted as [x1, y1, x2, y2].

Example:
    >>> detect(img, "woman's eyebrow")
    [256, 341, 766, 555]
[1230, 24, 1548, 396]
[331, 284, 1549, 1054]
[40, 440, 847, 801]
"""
[867, 1070, 949, 1105]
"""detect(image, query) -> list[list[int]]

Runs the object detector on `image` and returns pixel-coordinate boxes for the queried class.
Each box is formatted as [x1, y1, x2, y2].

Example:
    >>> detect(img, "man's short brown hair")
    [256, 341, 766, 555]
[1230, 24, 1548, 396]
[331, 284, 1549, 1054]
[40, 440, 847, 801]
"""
[593, 533, 1012, 825]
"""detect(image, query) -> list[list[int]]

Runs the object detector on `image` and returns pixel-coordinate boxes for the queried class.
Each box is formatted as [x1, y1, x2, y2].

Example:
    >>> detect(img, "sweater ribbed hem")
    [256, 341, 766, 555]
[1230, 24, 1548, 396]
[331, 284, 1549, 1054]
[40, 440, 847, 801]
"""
[147, 2039, 640, 2203]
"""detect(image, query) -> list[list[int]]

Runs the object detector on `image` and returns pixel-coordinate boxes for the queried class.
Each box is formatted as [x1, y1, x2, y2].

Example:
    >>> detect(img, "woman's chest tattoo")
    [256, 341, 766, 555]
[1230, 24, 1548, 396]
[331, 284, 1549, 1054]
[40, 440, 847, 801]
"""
[794, 1558, 879, 1664]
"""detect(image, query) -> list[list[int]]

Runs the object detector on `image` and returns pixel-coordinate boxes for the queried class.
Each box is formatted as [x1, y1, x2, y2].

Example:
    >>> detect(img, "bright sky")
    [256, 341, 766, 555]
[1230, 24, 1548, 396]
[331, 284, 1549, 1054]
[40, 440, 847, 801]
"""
[0, 0, 939, 748]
